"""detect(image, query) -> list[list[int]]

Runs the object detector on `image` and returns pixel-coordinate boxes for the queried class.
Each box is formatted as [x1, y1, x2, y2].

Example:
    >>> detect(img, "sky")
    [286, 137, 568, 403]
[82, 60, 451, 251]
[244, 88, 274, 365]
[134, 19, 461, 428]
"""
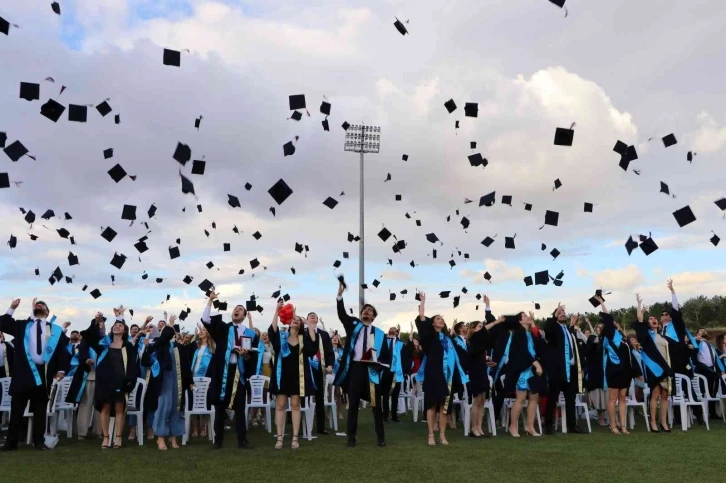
[1, 0, 726, 337]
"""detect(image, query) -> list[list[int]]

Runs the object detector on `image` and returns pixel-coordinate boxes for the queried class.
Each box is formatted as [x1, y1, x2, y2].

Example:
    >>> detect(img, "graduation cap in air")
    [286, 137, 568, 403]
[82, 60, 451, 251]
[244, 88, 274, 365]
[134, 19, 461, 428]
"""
[115, 114, 120, 124]
[252, 231, 262, 241]
[444, 99, 457, 113]
[194, 116, 203, 130]
[29, 234, 38, 241]
[453, 296, 461, 308]
[672, 206, 696, 228]
[524, 203, 533, 212]
[639, 236, 658, 256]
[169, 246, 180, 259]
[121, 204, 137, 221]
[222, 242, 230, 252]
[4, 140, 29, 162]
[206, 261, 215, 270]
[96, 100, 112, 117]
[228, 194, 241, 208]
[173, 142, 191, 166]
[393, 18, 408, 35]
[0, 16, 10, 36]
[0, 132, 5, 148]
[378, 227, 392, 242]
[283, 141, 296, 156]
[268, 179, 293, 205]
[41, 209, 55, 220]
[134, 240, 148, 253]
[584, 202, 593, 213]
[484, 272, 492, 283]
[543, 210, 559, 227]
[289, 94, 306, 111]
[250, 258, 260, 269]
[90, 289, 102, 299]
[534, 270, 549, 286]
[625, 235, 638, 256]
[464, 103, 478, 118]
[389, 293, 397, 301]
[68, 252, 79, 266]
[550, 248, 561, 260]
[470, 141, 477, 149]
[38, 98, 63, 122]
[24, 210, 36, 225]
[323, 197, 338, 209]
[163, 48, 181, 67]
[68, 104, 87, 122]
[108, 164, 127, 183]
[402, 154, 409, 161]
[460, 217, 470, 230]
[481, 236, 495, 247]
[102, 148, 114, 160]
[198, 279, 213, 293]
[320, 100, 331, 116]
[191, 160, 206, 175]
[19, 82, 40, 101]
[439, 291, 451, 299]
[322, 119, 330, 131]
[715, 198, 726, 213]
[110, 253, 127, 269]
[448, 259, 456, 269]
[502, 195, 512, 206]
[7, 235, 17, 249]
[523, 276, 534, 287]
[52, 266, 63, 282]
[662, 133, 677, 148]
[614, 141, 638, 170]
[141, 273, 148, 280]
[554, 127, 574, 146]
[711, 232, 720, 247]
[57, 228, 70, 239]
[479, 191, 496, 207]
[342, 121, 350, 130]
[553, 178, 562, 191]
[505, 235, 516, 249]
[372, 279, 381, 288]
[180, 171, 195, 195]
[468, 153, 487, 168]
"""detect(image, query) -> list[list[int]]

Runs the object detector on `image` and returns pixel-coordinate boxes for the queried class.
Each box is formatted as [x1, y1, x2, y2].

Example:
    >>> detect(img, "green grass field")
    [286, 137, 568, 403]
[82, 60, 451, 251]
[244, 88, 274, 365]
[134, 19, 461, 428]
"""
[1, 412, 724, 483]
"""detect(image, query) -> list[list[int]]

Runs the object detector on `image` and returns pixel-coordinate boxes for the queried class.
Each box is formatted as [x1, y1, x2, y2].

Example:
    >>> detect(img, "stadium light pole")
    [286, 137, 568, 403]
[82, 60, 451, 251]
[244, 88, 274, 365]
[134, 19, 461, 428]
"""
[344, 124, 381, 314]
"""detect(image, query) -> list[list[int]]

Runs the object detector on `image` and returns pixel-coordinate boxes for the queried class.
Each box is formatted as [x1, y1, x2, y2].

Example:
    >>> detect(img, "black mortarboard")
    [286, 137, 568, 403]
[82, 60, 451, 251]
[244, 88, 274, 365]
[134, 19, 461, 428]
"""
[7, 235, 17, 249]
[672, 206, 696, 227]
[108, 164, 127, 183]
[295, 243, 304, 253]
[290, 111, 302, 121]
[553, 178, 562, 190]
[68, 252, 79, 266]
[625, 235, 638, 255]
[115, 114, 120, 124]
[173, 142, 191, 165]
[481, 236, 495, 247]
[468, 153, 487, 167]
[110, 253, 127, 269]
[198, 279, 213, 293]
[246, 300, 257, 311]
[252, 231, 262, 240]
[283, 141, 295, 156]
[453, 296, 461, 308]
[141, 273, 148, 280]
[29, 234, 38, 241]
[342, 121, 350, 130]
[323, 197, 338, 209]
[662, 133, 677, 148]
[394, 240, 406, 252]
[169, 246, 180, 259]
[333, 260, 342, 269]
[584, 202, 593, 213]
[0, 132, 5, 148]
[415, 220, 422, 227]
[484, 272, 492, 282]
[0, 16, 10, 35]
[24, 210, 36, 224]
[372, 279, 380, 288]
[289, 94, 306, 110]
[90, 289, 102, 299]
[191, 160, 206, 175]
[659, 181, 670, 195]
[319, 101, 331, 116]
[64, 212, 72, 220]
[550, 248, 561, 260]
[502, 195, 512, 206]
[425, 233, 441, 244]
[524, 203, 533, 211]
[96, 100, 112, 117]
[524, 276, 533, 287]
[393, 18, 408, 35]
[57, 228, 70, 239]
[534, 270, 549, 286]
[146, 204, 157, 218]
[121, 204, 136, 220]
[554, 127, 574, 146]
[268, 179, 293, 205]
[134, 240, 148, 253]
[19, 82, 40, 101]
[444, 99, 457, 113]
[41, 209, 55, 220]
[35, 267, 40, 276]
[103, 148, 114, 159]
[163, 48, 181, 66]
[639, 237, 658, 256]
[464, 102, 478, 118]
[711, 233, 720, 246]
[39, 99, 64, 122]
[228, 194, 241, 208]
[100, 226, 117, 242]
[460, 216, 470, 229]
[544, 210, 559, 227]
[4, 140, 28, 162]
[223, 242, 230, 252]
[449, 259, 456, 268]
[52, 266, 63, 281]
[271, 290, 281, 299]
[178, 310, 189, 321]
[243, 182, 252, 192]
[395, 194, 402, 201]
[505, 236, 515, 249]
[712, 197, 726, 211]
[182, 275, 193, 285]
[378, 227, 392, 242]
[439, 291, 451, 298]
[322, 119, 329, 131]
[206, 261, 214, 269]
[389, 293, 396, 301]
[402, 154, 409, 161]
[180, 172, 195, 195]
[68, 104, 87, 122]
[479, 191, 496, 207]
[250, 258, 260, 269]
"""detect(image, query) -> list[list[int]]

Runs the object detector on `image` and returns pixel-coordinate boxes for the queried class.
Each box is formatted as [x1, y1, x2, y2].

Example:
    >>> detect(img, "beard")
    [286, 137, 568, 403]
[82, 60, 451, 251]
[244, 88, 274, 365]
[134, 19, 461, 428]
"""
[33, 307, 47, 318]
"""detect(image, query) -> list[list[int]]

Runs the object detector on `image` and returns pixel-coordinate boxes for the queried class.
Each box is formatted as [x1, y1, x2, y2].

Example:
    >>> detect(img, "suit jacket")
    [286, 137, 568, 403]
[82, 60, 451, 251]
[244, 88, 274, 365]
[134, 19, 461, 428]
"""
[333, 297, 392, 388]
[543, 314, 583, 388]
[0, 313, 69, 395]
[309, 328, 334, 376]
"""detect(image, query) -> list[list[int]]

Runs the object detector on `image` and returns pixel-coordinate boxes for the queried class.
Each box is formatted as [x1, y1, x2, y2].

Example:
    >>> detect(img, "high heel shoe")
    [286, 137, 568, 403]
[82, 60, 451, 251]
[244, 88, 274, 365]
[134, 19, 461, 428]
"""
[619, 426, 630, 435]
[525, 429, 541, 437]
[649, 421, 660, 433]
[609, 426, 621, 435]
[660, 423, 671, 433]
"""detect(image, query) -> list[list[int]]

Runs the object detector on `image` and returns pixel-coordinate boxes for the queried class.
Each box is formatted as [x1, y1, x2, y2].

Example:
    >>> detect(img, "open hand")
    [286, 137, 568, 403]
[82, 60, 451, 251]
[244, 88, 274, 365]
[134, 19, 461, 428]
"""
[9, 298, 21, 310]
[666, 279, 674, 293]
[62, 321, 71, 329]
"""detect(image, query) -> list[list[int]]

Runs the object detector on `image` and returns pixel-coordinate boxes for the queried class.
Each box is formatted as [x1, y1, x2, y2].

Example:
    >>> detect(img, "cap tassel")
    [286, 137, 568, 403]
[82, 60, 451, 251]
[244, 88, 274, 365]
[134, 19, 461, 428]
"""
[45, 77, 55, 83]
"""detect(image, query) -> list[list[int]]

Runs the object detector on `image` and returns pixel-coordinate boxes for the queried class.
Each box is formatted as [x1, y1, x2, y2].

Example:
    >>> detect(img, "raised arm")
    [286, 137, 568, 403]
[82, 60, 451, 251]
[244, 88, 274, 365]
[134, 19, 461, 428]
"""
[666, 279, 687, 337]
[336, 281, 356, 335]
[271, 299, 282, 333]
[0, 298, 21, 336]
[414, 293, 433, 339]
[418, 292, 426, 322]
[247, 311, 254, 330]
[636, 293, 644, 323]
[667, 279, 679, 311]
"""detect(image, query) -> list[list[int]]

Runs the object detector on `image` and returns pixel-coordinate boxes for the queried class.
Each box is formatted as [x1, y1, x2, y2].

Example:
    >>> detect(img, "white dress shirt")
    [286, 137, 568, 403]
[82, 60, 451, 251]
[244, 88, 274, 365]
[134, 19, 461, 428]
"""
[697, 340, 714, 367]
[353, 324, 370, 361]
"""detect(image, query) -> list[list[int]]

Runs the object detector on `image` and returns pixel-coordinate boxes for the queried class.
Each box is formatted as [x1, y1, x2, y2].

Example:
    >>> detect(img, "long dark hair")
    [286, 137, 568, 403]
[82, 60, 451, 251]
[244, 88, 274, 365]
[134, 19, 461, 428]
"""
[111, 320, 130, 342]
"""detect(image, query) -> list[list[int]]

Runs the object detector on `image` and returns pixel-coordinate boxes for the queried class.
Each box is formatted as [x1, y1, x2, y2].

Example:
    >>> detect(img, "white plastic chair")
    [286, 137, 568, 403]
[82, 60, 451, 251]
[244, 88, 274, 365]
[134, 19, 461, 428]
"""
[412, 391, 425, 422]
[693, 374, 723, 423]
[24, 380, 60, 445]
[245, 375, 271, 433]
[0, 377, 11, 427]
[397, 375, 414, 415]
[183, 377, 215, 445]
[453, 386, 472, 435]
[670, 374, 709, 431]
[323, 375, 338, 431]
[48, 377, 76, 438]
[282, 395, 316, 441]
[111, 378, 146, 445]
[624, 380, 650, 431]
[554, 392, 591, 433]
[716, 374, 726, 419]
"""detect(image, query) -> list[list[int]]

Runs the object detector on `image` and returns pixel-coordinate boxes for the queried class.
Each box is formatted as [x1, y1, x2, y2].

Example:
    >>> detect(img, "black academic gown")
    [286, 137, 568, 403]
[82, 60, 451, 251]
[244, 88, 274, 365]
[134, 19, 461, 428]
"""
[309, 328, 334, 383]
[268, 326, 317, 397]
[661, 308, 692, 376]
[450, 333, 470, 396]
[416, 316, 463, 411]
[584, 335, 604, 392]
[0, 313, 70, 396]
[543, 316, 583, 392]
[66, 339, 94, 403]
[601, 313, 641, 389]
[468, 327, 491, 397]
[142, 326, 193, 413]
[630, 319, 672, 390]
[502, 320, 545, 395]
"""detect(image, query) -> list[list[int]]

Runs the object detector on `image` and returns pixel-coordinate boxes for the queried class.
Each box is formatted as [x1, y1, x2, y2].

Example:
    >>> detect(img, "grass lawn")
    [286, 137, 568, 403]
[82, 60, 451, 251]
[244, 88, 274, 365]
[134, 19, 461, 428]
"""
[1, 412, 725, 483]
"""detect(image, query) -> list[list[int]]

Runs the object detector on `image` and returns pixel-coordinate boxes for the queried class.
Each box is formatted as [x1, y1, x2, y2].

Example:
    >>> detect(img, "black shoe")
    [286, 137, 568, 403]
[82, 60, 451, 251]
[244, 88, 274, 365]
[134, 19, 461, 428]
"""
[660, 424, 671, 433]
[0, 444, 18, 452]
[212, 441, 222, 449]
[317, 430, 330, 436]
[571, 426, 587, 434]
[346, 437, 357, 447]
[377, 439, 386, 447]
[543, 427, 555, 436]
[33, 444, 50, 451]
[391, 418, 402, 423]
[383, 417, 389, 424]
[238, 439, 252, 449]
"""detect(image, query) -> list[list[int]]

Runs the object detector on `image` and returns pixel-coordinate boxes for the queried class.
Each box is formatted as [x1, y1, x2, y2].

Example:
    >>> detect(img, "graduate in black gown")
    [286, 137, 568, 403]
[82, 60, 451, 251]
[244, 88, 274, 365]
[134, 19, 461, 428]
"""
[632, 293, 673, 432]
[304, 311, 334, 434]
[449, 321, 470, 431]
[269, 300, 317, 449]
[487, 313, 513, 425]
[466, 296, 500, 437]
[82, 308, 138, 449]
[416, 292, 468, 446]
[584, 322, 606, 427]
[502, 312, 545, 437]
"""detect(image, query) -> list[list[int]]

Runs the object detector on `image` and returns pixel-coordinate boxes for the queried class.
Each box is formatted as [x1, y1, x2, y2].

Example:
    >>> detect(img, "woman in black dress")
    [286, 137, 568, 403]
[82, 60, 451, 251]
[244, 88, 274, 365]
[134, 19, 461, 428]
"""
[416, 292, 468, 446]
[584, 320, 607, 427]
[503, 312, 545, 437]
[598, 296, 642, 434]
[269, 300, 317, 449]
[82, 307, 138, 449]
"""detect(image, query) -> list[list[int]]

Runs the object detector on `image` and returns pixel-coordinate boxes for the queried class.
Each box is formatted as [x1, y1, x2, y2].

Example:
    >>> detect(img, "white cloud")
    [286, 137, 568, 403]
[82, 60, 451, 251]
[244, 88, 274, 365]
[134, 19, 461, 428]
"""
[460, 259, 525, 284]
[592, 264, 643, 291]
[692, 111, 726, 154]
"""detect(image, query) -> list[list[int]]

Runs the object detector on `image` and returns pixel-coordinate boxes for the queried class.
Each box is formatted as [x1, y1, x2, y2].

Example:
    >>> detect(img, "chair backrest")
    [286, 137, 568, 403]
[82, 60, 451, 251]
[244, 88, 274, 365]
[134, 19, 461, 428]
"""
[626, 380, 637, 402]
[189, 377, 211, 411]
[719, 375, 726, 398]
[673, 374, 693, 402]
[248, 375, 270, 405]
[53, 378, 75, 409]
[693, 374, 709, 400]
[0, 377, 11, 410]
[557, 392, 566, 404]
[127, 378, 147, 412]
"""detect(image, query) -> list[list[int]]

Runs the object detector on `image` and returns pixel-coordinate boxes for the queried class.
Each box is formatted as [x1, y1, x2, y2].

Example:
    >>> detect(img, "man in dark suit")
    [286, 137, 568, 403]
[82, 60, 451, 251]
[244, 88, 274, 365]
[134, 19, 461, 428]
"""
[380, 326, 404, 423]
[543, 304, 585, 435]
[0, 298, 70, 451]
[305, 312, 334, 435]
[201, 291, 259, 449]
[334, 281, 392, 447]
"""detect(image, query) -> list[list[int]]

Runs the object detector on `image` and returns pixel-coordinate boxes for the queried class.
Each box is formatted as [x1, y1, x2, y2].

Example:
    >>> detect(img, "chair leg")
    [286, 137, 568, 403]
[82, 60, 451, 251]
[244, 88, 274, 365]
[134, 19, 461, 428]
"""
[680, 406, 687, 431]
[703, 404, 710, 430]
[536, 407, 542, 434]
[183, 412, 190, 445]
[210, 413, 215, 442]
[27, 417, 33, 445]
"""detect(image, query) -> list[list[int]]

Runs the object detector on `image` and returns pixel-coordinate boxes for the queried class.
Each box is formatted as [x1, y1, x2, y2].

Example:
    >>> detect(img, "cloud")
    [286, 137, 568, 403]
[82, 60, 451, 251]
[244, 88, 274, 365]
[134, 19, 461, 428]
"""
[592, 264, 643, 291]
[692, 111, 726, 154]
[380, 271, 412, 281]
[460, 259, 525, 284]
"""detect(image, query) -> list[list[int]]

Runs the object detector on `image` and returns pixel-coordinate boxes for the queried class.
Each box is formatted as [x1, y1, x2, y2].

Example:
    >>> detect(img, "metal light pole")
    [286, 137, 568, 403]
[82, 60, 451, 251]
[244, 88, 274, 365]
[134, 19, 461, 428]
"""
[344, 124, 381, 314]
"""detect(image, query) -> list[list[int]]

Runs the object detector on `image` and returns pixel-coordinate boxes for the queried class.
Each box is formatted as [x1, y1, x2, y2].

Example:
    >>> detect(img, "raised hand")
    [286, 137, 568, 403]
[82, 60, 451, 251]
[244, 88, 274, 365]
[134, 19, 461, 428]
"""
[95, 312, 104, 323]
[208, 291, 219, 302]
[276, 299, 284, 312]
[337, 281, 345, 297]
[419, 292, 426, 304]
[636, 293, 643, 307]
[10, 298, 21, 310]
[483, 295, 490, 306]
[145, 316, 153, 324]
[169, 314, 177, 325]
[62, 321, 71, 330]
[666, 279, 675, 293]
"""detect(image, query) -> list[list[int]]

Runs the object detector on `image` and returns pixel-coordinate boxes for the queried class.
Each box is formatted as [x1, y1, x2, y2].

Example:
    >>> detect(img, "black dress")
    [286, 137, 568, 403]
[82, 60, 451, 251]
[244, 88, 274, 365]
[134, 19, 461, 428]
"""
[416, 317, 450, 411]
[601, 313, 641, 389]
[502, 319, 545, 395]
[450, 335, 470, 398]
[584, 335, 604, 392]
[630, 319, 671, 390]
[268, 326, 316, 397]
[468, 328, 491, 397]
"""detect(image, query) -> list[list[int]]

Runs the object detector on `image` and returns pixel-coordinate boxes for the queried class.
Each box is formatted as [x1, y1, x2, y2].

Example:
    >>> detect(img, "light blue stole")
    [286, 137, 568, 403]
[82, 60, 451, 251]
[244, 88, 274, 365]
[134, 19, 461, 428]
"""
[663, 323, 678, 342]
[23, 317, 62, 387]
[493, 333, 513, 383]
[332, 347, 344, 376]
[602, 331, 623, 391]
[255, 340, 267, 375]
[641, 331, 666, 378]
[220, 324, 255, 398]
[192, 345, 213, 377]
[560, 324, 571, 383]
[516, 332, 537, 391]
[337, 322, 385, 385]
[440, 333, 469, 385]
[67, 344, 79, 377]
[391, 340, 405, 383]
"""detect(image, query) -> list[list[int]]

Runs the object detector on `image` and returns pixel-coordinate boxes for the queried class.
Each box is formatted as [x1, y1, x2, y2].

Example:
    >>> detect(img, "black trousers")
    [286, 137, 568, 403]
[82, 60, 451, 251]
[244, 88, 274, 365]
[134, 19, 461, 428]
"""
[545, 377, 577, 431]
[695, 366, 718, 417]
[312, 368, 326, 432]
[213, 366, 247, 445]
[346, 362, 384, 441]
[6, 367, 48, 448]
[380, 373, 400, 420]
[492, 378, 506, 422]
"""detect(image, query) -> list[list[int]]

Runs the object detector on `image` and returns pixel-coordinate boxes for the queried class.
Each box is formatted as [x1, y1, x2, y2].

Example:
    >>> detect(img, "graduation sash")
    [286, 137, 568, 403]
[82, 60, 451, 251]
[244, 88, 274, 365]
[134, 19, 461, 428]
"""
[192, 345, 212, 378]
[275, 331, 305, 396]
[643, 331, 666, 379]
[174, 346, 182, 409]
[602, 331, 623, 391]
[220, 325, 235, 399]
[255, 341, 267, 375]
[663, 323, 678, 342]
[391, 340, 404, 383]
[453, 336, 468, 352]
[336, 321, 364, 385]
[560, 324, 571, 383]
[441, 332, 469, 414]
[493, 333, 512, 383]
[332, 347, 344, 376]
[516, 332, 538, 391]
[227, 326, 256, 407]
[67, 344, 80, 377]
[713, 345, 725, 373]
[417, 355, 427, 383]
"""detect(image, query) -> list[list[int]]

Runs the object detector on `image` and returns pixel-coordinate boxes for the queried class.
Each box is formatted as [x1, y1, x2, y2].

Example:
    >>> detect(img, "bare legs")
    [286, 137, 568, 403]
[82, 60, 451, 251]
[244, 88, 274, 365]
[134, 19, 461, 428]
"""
[617, 389, 629, 434]
[274, 394, 301, 449]
[290, 395, 301, 449]
[438, 409, 448, 444]
[525, 393, 540, 435]
[607, 388, 621, 434]
[426, 408, 437, 445]
[100, 403, 111, 448]
[649, 385, 670, 430]
[471, 394, 485, 436]
[509, 390, 527, 436]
